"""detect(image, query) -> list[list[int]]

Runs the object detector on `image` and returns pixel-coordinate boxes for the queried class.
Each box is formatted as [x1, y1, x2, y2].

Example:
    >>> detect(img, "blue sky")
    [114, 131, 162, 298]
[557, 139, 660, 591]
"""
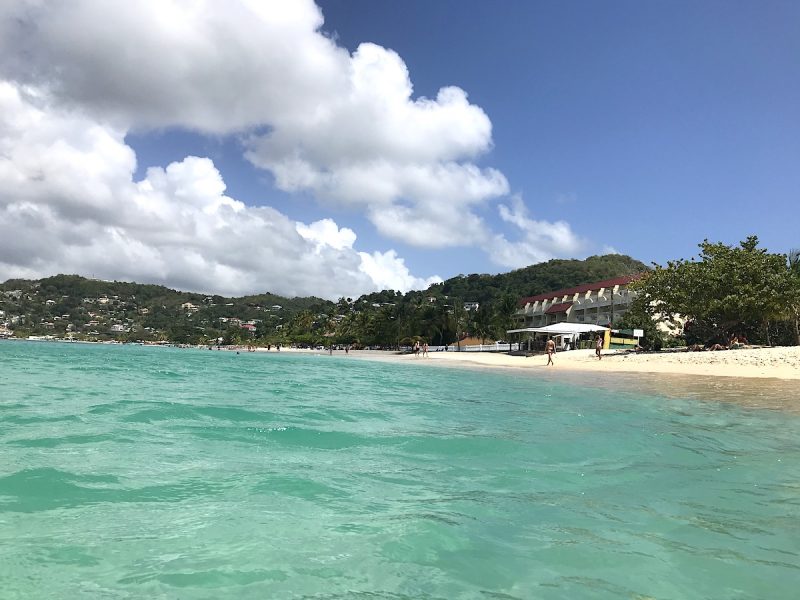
[1, 1, 798, 298]
[314, 0, 800, 267]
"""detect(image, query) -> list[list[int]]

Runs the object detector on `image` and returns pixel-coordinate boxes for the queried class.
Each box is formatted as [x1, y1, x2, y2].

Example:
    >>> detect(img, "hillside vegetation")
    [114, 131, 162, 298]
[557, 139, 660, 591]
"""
[1, 254, 647, 346]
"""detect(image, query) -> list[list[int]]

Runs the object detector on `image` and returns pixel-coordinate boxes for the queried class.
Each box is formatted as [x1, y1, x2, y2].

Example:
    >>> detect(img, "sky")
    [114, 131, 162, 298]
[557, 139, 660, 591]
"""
[1, 0, 798, 300]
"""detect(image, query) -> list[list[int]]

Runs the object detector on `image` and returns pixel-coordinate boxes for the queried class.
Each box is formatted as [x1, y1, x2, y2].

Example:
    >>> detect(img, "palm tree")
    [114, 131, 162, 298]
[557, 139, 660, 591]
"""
[395, 300, 420, 348]
[472, 304, 493, 344]
[492, 293, 519, 341]
[288, 310, 315, 342]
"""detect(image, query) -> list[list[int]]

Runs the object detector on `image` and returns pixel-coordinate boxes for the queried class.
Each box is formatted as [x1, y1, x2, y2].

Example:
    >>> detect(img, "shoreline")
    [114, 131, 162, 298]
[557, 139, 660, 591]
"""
[6, 337, 799, 381]
[5, 338, 798, 410]
[336, 346, 800, 412]
[344, 345, 800, 381]
[343, 346, 800, 411]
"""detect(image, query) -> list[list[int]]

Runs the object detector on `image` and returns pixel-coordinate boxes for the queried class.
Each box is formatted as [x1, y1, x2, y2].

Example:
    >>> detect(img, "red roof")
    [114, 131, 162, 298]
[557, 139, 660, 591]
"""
[545, 301, 573, 314]
[519, 274, 641, 306]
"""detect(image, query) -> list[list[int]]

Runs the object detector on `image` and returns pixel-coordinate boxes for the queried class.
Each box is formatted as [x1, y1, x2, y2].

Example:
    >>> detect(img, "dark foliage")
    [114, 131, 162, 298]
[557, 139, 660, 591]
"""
[1, 254, 647, 345]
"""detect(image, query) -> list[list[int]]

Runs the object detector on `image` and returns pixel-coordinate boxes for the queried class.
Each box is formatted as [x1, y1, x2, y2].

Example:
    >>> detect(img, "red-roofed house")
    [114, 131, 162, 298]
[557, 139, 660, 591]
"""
[516, 275, 641, 328]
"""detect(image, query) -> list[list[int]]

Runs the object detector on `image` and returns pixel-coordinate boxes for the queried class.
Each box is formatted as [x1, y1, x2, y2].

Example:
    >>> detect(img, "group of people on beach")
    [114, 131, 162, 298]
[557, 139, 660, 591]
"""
[545, 334, 604, 366]
[412, 340, 429, 358]
[690, 333, 749, 352]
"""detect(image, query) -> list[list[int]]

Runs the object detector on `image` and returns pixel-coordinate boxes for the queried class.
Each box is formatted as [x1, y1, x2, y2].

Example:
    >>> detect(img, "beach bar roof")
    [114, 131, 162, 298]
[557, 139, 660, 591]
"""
[507, 323, 609, 335]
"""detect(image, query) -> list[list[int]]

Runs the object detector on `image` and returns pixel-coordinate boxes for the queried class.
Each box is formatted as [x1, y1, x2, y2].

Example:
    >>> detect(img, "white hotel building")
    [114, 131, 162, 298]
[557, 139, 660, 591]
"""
[515, 275, 640, 329]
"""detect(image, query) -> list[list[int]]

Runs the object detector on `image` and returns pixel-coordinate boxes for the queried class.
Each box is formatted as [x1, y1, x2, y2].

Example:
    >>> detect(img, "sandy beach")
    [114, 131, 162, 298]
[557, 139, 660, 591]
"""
[339, 345, 800, 381]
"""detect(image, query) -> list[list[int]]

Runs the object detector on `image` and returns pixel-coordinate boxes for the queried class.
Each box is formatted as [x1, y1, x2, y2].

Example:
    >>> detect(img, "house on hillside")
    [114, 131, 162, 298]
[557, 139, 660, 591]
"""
[515, 275, 640, 329]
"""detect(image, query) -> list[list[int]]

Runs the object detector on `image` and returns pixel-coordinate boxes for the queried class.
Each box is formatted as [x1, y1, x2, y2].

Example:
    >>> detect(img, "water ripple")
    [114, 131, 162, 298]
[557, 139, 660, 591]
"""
[1, 340, 799, 599]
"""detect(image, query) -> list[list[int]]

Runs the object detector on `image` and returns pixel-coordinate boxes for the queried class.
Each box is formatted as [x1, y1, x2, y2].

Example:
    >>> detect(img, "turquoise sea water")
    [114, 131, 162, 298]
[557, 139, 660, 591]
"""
[1, 341, 799, 599]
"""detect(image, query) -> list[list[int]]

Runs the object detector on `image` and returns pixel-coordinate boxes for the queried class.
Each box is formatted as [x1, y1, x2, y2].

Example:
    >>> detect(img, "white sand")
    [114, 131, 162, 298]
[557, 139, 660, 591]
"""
[347, 346, 800, 380]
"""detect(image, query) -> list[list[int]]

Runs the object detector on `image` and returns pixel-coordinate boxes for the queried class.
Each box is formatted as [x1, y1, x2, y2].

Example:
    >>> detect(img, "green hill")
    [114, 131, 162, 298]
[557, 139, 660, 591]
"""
[338, 254, 648, 347]
[0, 274, 332, 344]
[360, 254, 647, 306]
[1, 254, 647, 345]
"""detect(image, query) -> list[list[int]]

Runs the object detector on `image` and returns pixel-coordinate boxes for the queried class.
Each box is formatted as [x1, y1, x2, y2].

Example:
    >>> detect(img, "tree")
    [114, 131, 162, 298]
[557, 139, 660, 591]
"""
[222, 325, 243, 345]
[288, 310, 315, 338]
[394, 301, 419, 348]
[255, 320, 269, 339]
[787, 249, 800, 345]
[334, 311, 360, 346]
[472, 304, 493, 344]
[492, 294, 519, 341]
[614, 304, 666, 350]
[429, 302, 454, 347]
[630, 236, 792, 346]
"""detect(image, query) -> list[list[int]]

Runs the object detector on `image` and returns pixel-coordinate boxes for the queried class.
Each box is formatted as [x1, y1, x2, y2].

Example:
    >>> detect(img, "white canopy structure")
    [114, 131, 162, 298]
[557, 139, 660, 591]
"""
[507, 323, 610, 352]
[507, 323, 609, 335]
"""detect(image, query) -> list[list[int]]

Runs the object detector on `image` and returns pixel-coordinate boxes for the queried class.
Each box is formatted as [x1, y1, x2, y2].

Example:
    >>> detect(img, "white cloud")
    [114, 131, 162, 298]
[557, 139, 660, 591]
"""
[367, 200, 490, 248]
[0, 81, 436, 299]
[296, 219, 357, 251]
[0, 0, 343, 133]
[0, 0, 587, 279]
[488, 196, 584, 268]
[358, 250, 442, 293]
[243, 41, 510, 244]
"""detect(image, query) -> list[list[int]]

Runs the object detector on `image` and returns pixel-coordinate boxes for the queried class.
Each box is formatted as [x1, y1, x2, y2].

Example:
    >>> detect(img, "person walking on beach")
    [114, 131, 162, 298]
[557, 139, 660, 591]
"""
[422, 342, 429, 358]
[595, 334, 603, 360]
[545, 337, 556, 366]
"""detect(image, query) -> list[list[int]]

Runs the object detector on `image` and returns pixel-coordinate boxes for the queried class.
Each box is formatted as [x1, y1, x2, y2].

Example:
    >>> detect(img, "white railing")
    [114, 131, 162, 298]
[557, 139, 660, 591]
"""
[423, 343, 516, 352]
[459, 343, 514, 352]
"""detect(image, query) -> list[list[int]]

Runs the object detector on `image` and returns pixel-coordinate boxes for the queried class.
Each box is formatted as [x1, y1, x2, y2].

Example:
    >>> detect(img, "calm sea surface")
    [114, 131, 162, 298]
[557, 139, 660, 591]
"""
[1, 340, 799, 599]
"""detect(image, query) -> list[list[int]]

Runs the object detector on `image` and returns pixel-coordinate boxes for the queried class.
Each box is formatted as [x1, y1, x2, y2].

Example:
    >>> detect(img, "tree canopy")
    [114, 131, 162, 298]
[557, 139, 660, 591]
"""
[2, 254, 646, 346]
[630, 236, 795, 345]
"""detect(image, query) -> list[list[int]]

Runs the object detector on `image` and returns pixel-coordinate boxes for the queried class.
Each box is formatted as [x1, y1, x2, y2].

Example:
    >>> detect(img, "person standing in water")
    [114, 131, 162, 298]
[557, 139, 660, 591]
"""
[545, 337, 556, 366]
